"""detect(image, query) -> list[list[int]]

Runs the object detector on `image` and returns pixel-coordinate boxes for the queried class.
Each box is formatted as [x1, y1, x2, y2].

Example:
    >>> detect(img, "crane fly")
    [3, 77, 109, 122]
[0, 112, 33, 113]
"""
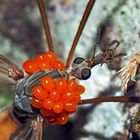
[0, 0, 140, 140]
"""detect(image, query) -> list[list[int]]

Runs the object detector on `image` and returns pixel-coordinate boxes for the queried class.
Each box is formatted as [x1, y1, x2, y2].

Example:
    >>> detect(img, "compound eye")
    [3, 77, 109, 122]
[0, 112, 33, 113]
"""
[81, 68, 91, 80]
[73, 57, 85, 64]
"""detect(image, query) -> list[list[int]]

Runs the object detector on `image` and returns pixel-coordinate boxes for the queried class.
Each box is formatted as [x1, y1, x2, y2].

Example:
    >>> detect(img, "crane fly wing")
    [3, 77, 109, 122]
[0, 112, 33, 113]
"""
[0, 55, 24, 80]
[13, 115, 44, 140]
[31, 115, 43, 140]
[14, 126, 33, 140]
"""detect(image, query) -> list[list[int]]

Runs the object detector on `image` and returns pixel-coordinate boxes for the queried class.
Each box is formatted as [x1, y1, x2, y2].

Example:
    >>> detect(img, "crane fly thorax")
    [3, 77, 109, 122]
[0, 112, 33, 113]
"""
[14, 69, 68, 118]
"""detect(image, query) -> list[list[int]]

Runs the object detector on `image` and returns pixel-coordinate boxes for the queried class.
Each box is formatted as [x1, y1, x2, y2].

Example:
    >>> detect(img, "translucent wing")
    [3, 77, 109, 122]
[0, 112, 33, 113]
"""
[13, 115, 44, 140]
[0, 55, 24, 80]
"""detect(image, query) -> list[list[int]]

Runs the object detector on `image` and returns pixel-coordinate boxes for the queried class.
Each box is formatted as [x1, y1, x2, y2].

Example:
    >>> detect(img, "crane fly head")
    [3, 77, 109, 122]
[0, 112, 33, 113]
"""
[70, 57, 91, 80]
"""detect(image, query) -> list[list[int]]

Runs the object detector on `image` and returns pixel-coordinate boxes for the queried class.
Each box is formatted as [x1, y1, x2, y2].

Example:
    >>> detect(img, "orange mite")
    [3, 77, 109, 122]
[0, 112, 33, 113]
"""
[23, 50, 84, 125]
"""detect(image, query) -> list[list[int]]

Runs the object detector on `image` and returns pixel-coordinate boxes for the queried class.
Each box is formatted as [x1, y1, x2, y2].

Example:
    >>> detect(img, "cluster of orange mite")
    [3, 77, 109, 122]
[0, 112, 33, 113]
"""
[23, 51, 85, 125]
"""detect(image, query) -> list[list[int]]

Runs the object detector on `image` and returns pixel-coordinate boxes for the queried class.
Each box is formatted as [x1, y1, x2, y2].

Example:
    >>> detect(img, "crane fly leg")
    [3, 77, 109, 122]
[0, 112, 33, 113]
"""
[79, 96, 140, 105]
[0, 55, 24, 80]
[91, 29, 101, 58]
[37, 0, 54, 51]
[66, 0, 96, 68]
[108, 39, 120, 49]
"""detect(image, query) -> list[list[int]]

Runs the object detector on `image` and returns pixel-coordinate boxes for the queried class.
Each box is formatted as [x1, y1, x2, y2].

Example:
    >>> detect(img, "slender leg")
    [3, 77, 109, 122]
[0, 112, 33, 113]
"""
[66, 0, 96, 68]
[108, 40, 120, 49]
[91, 29, 100, 58]
[37, 0, 54, 51]
[79, 96, 140, 105]
[0, 55, 24, 80]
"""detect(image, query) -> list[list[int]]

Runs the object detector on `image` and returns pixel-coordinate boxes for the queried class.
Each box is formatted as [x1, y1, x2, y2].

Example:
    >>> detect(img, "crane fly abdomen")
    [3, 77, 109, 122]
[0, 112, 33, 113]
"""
[0, 108, 22, 140]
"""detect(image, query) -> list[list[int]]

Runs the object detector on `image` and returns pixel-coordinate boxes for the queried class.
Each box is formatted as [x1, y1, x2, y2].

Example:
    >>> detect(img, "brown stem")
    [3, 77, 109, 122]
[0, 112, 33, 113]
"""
[37, 0, 53, 51]
[66, 0, 96, 68]
[79, 96, 140, 105]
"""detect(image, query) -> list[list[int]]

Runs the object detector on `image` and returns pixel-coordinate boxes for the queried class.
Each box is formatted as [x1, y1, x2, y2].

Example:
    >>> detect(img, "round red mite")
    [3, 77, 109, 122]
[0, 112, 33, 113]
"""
[23, 51, 85, 125]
